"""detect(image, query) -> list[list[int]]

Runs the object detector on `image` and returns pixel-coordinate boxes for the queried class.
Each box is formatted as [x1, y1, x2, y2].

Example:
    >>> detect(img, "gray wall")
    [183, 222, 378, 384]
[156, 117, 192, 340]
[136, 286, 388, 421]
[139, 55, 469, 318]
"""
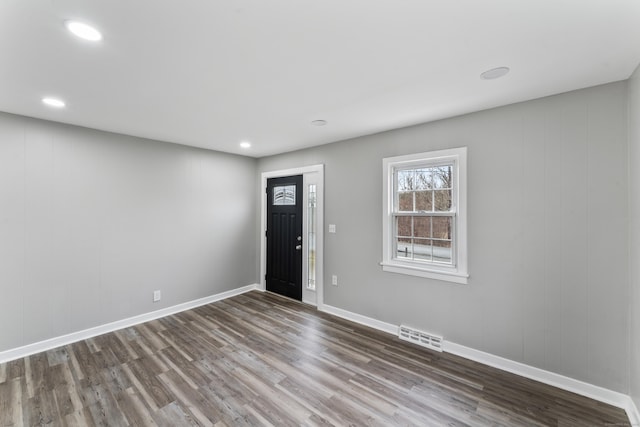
[0, 79, 632, 396]
[629, 64, 640, 409]
[0, 112, 257, 353]
[258, 82, 630, 393]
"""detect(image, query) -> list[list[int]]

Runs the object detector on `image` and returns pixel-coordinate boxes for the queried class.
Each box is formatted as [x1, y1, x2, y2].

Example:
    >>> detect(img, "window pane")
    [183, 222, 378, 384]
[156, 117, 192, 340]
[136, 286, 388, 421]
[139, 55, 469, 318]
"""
[433, 166, 452, 189]
[398, 192, 413, 211]
[397, 170, 414, 191]
[415, 169, 432, 190]
[396, 216, 412, 237]
[397, 237, 412, 259]
[415, 191, 432, 211]
[434, 190, 452, 211]
[432, 216, 452, 239]
[273, 185, 296, 205]
[413, 217, 431, 238]
[433, 239, 452, 264]
[413, 238, 432, 261]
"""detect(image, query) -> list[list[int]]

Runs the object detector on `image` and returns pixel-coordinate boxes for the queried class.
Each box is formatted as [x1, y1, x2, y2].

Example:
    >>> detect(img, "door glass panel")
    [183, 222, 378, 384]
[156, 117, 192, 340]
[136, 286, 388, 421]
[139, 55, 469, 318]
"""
[273, 185, 296, 205]
[307, 184, 316, 290]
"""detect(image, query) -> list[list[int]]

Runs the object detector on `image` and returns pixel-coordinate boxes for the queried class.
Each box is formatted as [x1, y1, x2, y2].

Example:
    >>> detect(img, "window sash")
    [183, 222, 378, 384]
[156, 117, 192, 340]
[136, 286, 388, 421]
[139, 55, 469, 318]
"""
[391, 162, 457, 267]
[393, 163, 455, 214]
[391, 212, 456, 266]
[393, 211, 456, 217]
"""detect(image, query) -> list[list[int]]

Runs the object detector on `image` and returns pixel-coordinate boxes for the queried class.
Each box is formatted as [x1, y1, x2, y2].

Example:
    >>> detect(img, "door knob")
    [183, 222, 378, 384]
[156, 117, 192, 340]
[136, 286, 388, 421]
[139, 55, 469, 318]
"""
[295, 245, 302, 250]
[297, 236, 302, 241]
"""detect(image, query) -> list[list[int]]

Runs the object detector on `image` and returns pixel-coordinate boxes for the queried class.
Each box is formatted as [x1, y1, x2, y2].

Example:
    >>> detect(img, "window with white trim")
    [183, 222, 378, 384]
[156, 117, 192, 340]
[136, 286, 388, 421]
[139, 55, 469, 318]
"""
[382, 147, 468, 284]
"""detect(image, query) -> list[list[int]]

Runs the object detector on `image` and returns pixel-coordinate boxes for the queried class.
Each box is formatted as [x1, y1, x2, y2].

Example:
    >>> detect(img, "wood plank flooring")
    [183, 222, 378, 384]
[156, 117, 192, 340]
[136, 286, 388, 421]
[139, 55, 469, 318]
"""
[0, 291, 631, 426]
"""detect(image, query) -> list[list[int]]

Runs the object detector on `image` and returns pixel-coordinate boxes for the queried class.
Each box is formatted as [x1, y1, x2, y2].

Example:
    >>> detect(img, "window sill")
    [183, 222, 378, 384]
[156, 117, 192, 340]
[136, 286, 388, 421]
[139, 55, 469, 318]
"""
[380, 262, 469, 284]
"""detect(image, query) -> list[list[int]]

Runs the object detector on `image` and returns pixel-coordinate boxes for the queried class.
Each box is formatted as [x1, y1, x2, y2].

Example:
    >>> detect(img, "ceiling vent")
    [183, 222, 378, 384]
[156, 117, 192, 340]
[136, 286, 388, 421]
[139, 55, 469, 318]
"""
[399, 325, 443, 352]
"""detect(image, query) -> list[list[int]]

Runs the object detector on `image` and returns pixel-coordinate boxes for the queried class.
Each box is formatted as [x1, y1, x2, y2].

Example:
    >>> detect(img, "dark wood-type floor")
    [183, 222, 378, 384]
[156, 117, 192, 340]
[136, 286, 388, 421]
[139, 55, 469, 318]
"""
[0, 291, 631, 426]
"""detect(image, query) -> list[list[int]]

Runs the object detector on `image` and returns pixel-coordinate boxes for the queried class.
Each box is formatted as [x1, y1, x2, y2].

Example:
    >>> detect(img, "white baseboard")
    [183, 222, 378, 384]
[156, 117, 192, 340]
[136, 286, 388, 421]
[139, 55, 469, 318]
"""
[444, 341, 637, 422]
[0, 284, 258, 364]
[320, 304, 398, 335]
[319, 303, 637, 423]
[627, 397, 640, 426]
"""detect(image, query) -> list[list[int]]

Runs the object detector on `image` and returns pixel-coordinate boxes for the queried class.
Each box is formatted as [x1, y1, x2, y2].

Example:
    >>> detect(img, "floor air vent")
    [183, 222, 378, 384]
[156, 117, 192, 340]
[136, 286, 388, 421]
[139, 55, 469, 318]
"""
[399, 325, 443, 352]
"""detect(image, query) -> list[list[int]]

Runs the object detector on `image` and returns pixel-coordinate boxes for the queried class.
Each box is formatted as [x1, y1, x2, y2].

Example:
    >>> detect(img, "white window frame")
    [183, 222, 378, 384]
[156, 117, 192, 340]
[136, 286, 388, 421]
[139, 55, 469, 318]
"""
[381, 147, 468, 284]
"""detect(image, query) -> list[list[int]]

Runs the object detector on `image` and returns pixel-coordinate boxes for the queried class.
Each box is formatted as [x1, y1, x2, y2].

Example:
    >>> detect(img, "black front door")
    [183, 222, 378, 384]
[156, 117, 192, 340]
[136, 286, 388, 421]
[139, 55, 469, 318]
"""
[266, 175, 303, 301]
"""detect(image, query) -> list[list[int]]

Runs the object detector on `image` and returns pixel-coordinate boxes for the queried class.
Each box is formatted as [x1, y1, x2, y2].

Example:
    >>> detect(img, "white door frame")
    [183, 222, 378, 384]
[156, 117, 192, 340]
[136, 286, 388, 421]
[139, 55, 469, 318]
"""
[260, 164, 324, 308]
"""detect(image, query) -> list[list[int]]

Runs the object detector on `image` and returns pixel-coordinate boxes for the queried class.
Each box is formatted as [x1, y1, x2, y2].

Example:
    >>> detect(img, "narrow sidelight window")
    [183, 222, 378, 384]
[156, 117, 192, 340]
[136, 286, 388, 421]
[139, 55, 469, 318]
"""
[307, 184, 317, 290]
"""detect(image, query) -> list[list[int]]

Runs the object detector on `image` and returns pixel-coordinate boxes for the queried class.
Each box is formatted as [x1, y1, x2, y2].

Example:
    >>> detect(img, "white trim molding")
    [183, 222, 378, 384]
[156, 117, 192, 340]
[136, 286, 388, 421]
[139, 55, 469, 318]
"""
[320, 304, 399, 335]
[319, 303, 638, 424]
[260, 164, 325, 308]
[379, 262, 469, 284]
[0, 284, 258, 364]
[381, 147, 468, 284]
[444, 342, 638, 423]
[627, 398, 640, 427]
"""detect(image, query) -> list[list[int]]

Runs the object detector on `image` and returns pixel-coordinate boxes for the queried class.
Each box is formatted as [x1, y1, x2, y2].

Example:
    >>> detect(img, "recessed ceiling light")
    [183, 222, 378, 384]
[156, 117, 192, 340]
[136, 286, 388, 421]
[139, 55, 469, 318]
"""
[65, 20, 103, 41]
[480, 67, 510, 80]
[311, 119, 327, 126]
[42, 97, 66, 108]
[240, 141, 251, 149]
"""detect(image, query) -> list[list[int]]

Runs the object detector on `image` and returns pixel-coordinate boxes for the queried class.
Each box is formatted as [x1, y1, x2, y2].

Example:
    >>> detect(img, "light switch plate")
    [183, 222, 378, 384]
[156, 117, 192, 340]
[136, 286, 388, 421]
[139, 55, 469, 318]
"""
[329, 224, 336, 233]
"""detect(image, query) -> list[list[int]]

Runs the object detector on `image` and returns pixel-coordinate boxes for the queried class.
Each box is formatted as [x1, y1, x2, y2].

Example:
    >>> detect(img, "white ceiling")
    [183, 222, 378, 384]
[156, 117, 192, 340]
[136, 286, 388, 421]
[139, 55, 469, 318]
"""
[1, 1, 639, 157]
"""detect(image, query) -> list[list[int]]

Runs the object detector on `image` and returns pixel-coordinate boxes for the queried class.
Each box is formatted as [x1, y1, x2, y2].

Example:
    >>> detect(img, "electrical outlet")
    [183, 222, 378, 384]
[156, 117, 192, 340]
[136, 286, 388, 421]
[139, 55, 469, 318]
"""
[332, 275, 338, 286]
[153, 290, 161, 302]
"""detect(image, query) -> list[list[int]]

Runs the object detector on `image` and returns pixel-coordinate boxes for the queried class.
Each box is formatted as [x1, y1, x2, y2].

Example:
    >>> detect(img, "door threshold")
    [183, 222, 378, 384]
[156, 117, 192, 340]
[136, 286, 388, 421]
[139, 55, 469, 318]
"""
[263, 290, 317, 308]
